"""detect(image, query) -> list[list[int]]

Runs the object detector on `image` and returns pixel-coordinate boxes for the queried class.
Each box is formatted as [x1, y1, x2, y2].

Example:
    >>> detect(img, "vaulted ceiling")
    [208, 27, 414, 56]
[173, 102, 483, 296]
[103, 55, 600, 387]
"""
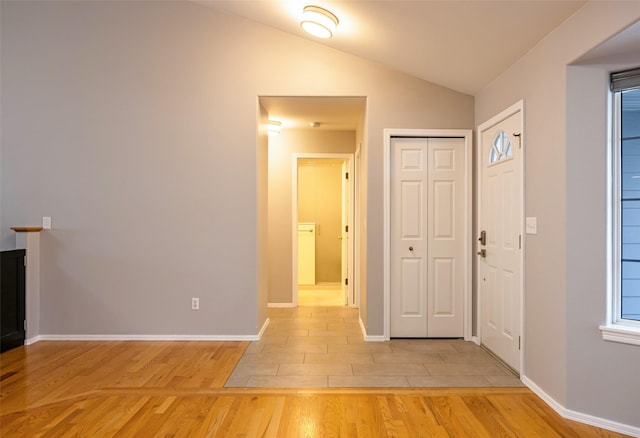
[200, 0, 586, 95]
[197, 1, 588, 130]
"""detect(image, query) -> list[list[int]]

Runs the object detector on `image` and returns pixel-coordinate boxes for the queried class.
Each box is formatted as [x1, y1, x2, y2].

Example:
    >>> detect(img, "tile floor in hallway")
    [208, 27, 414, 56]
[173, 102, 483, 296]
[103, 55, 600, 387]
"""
[298, 285, 344, 306]
[225, 306, 524, 388]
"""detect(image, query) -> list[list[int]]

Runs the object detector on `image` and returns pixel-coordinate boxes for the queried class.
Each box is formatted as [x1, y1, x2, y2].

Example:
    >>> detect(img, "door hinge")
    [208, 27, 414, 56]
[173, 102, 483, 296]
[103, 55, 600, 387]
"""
[519, 235, 522, 249]
[24, 256, 27, 267]
[345, 278, 348, 286]
[345, 172, 349, 180]
[519, 336, 521, 350]
[345, 225, 349, 232]
[24, 320, 27, 331]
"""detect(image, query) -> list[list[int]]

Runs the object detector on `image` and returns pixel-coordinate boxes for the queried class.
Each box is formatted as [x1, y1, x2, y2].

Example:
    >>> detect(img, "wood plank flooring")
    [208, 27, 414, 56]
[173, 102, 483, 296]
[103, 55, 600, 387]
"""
[0, 339, 629, 436]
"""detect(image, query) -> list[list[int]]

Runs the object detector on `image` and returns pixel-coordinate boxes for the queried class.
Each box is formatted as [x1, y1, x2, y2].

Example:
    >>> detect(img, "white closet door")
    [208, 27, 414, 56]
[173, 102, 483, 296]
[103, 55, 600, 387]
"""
[391, 137, 465, 338]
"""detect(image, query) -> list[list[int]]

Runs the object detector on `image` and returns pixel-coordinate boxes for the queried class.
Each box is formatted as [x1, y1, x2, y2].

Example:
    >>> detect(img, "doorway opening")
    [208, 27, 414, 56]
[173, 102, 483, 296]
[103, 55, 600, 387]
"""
[262, 96, 365, 310]
[293, 155, 354, 307]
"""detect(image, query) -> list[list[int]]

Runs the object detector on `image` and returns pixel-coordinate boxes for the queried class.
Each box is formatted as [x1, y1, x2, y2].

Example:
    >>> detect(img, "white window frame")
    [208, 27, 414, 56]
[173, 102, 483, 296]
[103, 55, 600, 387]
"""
[601, 89, 640, 346]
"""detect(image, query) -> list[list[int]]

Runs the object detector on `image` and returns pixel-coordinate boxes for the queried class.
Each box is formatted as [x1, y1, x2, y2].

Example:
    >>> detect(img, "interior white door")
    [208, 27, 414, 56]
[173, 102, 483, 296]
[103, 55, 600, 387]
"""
[479, 109, 523, 372]
[391, 137, 465, 337]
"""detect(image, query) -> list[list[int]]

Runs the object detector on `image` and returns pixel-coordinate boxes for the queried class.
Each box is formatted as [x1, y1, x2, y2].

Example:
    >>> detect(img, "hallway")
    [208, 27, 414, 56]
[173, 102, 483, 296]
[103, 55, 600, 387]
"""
[225, 306, 523, 388]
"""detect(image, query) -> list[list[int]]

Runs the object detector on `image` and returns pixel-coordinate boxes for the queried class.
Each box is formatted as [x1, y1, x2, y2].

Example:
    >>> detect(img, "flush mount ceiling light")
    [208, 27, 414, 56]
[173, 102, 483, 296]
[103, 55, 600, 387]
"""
[267, 120, 281, 135]
[301, 5, 339, 39]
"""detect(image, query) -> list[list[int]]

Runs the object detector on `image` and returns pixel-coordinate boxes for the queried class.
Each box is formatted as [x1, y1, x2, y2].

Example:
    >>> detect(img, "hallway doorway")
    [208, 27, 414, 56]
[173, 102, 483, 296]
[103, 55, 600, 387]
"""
[261, 96, 365, 310]
[293, 155, 354, 307]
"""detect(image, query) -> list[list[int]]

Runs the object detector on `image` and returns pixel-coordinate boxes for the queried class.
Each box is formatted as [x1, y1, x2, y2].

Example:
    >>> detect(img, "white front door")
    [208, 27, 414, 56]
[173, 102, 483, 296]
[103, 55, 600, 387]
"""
[390, 137, 466, 338]
[478, 104, 523, 372]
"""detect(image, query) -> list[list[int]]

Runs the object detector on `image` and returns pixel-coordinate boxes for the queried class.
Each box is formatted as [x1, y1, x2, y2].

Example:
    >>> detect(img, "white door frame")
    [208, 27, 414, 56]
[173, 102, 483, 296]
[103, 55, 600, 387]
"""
[383, 129, 473, 341]
[292, 153, 356, 307]
[476, 100, 525, 372]
[354, 144, 362, 308]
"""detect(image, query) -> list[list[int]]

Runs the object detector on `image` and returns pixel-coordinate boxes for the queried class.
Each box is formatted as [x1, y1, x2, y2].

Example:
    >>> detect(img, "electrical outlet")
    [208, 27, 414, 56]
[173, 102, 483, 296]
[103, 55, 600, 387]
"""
[191, 297, 199, 310]
[42, 217, 52, 230]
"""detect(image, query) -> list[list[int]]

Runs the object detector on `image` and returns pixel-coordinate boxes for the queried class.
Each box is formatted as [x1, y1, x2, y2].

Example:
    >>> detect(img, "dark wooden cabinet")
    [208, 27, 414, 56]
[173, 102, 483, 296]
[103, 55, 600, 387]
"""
[1, 249, 26, 352]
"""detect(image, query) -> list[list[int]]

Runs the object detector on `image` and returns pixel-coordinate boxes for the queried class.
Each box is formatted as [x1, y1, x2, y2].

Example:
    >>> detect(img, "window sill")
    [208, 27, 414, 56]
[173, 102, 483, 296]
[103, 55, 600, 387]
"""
[599, 324, 640, 346]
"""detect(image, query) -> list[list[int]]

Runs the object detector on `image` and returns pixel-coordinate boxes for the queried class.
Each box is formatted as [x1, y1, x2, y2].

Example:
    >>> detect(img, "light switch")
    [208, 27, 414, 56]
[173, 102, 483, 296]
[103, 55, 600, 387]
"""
[525, 217, 537, 235]
[43, 217, 52, 230]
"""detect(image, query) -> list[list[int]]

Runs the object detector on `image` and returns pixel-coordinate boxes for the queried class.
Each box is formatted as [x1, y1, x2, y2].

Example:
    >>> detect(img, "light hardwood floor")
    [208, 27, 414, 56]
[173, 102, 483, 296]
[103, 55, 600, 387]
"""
[0, 337, 629, 436]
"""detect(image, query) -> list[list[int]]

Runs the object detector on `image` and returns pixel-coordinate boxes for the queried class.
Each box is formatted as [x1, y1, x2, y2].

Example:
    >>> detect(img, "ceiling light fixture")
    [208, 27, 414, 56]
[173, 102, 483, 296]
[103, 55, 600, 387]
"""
[267, 120, 281, 135]
[301, 5, 339, 39]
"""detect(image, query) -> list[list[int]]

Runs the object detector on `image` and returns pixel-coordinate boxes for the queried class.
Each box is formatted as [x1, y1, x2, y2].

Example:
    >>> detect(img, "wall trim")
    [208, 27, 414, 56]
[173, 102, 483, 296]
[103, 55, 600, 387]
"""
[35, 334, 261, 342]
[257, 318, 270, 339]
[522, 375, 640, 437]
[359, 317, 385, 342]
[268, 303, 296, 308]
[25, 336, 42, 345]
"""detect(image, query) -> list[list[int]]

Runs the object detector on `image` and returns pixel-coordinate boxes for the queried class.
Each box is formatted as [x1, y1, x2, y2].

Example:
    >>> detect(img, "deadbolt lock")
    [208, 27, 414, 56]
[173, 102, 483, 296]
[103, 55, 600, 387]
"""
[478, 230, 487, 246]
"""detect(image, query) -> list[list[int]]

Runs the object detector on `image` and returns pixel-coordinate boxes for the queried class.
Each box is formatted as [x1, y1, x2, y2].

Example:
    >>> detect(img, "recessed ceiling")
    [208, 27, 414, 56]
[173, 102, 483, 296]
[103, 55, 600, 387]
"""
[198, 0, 586, 96]
[261, 96, 365, 131]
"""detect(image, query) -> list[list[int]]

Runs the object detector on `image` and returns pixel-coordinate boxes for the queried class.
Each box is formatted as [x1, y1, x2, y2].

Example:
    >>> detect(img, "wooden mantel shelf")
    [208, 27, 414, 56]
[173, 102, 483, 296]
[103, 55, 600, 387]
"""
[11, 227, 44, 232]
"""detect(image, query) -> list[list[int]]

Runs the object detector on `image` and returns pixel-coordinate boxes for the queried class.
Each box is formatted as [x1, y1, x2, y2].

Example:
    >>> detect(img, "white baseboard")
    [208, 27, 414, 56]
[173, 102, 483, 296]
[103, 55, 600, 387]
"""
[268, 303, 296, 308]
[257, 318, 270, 339]
[35, 334, 261, 342]
[522, 375, 640, 437]
[359, 317, 386, 342]
[25, 336, 42, 345]
[471, 336, 481, 346]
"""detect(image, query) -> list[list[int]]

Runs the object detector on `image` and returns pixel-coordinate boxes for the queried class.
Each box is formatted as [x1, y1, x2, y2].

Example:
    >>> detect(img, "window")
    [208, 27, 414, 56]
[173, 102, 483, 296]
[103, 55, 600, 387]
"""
[602, 68, 640, 345]
[489, 131, 512, 164]
[620, 88, 640, 322]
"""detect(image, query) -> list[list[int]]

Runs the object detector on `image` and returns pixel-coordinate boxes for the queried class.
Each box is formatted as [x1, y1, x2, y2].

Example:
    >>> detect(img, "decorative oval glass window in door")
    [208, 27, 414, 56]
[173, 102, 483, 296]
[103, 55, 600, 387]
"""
[489, 131, 512, 164]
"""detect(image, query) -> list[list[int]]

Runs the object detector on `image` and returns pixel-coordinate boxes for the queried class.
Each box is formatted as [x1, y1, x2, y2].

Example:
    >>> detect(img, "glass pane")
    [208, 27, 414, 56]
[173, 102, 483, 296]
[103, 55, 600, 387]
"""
[489, 145, 498, 163]
[621, 262, 640, 320]
[621, 139, 640, 198]
[621, 88, 640, 321]
[489, 131, 511, 164]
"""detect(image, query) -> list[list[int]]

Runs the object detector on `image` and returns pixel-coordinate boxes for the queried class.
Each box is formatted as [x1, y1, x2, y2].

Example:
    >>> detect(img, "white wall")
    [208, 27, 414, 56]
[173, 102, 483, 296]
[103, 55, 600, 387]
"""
[0, 1, 473, 337]
[476, 1, 640, 428]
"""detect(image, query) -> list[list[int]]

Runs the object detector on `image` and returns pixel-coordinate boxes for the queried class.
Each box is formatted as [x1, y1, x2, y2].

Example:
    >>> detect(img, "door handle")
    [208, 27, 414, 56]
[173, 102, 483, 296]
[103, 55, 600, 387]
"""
[409, 246, 414, 251]
[477, 249, 486, 258]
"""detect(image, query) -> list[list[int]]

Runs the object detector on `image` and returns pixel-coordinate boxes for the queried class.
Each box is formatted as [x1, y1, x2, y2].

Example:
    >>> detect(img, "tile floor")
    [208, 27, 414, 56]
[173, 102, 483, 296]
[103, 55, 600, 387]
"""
[298, 285, 344, 307]
[225, 306, 524, 388]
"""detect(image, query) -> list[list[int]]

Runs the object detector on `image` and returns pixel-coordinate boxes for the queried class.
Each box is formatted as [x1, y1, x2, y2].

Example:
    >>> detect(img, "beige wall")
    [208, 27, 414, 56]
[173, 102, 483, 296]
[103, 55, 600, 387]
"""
[298, 159, 343, 283]
[1, 1, 473, 338]
[268, 131, 356, 303]
[475, 1, 640, 427]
